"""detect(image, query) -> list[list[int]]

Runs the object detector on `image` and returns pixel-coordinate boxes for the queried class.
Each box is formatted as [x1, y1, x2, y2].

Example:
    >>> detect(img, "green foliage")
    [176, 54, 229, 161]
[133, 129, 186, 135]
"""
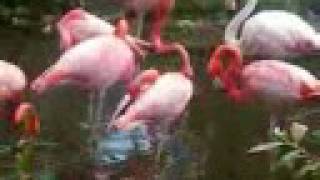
[249, 125, 320, 180]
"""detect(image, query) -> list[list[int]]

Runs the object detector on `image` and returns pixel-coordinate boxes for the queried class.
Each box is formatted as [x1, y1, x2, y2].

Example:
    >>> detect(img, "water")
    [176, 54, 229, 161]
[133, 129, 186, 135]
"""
[0, 0, 320, 179]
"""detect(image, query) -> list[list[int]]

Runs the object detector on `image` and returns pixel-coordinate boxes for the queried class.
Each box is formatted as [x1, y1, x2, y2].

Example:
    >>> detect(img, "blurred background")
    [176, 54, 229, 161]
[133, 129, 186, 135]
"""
[0, 0, 320, 179]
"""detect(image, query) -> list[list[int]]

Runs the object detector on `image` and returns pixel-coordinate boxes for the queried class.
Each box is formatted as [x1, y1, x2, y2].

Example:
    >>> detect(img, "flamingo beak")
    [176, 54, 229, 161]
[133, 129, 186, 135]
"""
[207, 59, 224, 89]
[207, 58, 221, 79]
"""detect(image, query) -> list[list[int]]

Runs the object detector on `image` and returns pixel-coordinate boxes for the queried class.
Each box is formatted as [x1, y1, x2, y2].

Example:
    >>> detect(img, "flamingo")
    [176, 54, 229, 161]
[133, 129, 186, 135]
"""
[108, 41, 193, 138]
[30, 23, 138, 154]
[207, 45, 320, 131]
[107, 43, 193, 168]
[225, 0, 320, 59]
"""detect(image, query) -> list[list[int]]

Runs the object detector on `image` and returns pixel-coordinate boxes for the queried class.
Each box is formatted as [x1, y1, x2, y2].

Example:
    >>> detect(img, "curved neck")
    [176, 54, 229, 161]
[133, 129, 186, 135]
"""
[224, 0, 257, 45]
[149, 0, 174, 45]
[209, 45, 242, 76]
[172, 43, 193, 79]
[212, 45, 243, 100]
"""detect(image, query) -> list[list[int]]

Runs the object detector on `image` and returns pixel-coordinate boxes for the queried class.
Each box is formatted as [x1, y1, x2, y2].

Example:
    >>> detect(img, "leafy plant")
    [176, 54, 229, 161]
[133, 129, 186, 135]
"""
[248, 122, 320, 180]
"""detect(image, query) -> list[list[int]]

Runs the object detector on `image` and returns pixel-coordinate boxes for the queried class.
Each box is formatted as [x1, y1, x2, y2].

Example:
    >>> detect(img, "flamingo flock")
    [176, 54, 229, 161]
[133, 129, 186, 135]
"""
[0, 0, 320, 174]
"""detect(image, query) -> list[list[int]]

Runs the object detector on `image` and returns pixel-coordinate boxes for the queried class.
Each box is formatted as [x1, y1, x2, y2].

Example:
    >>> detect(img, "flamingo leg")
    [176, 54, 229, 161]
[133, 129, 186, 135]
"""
[109, 94, 132, 123]
[269, 111, 287, 138]
[95, 86, 108, 126]
[87, 90, 98, 159]
[269, 113, 279, 137]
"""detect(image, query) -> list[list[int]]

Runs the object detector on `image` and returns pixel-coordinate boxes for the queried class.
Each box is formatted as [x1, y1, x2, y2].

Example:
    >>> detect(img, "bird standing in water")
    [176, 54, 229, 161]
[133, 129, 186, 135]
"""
[108, 42, 193, 160]
[207, 45, 320, 132]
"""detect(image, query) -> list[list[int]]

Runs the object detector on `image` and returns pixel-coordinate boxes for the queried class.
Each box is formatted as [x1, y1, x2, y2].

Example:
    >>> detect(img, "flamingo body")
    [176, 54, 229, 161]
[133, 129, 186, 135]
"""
[31, 35, 135, 94]
[208, 45, 320, 105]
[241, 11, 320, 58]
[57, 8, 115, 50]
[225, 0, 320, 59]
[0, 60, 26, 100]
[111, 72, 193, 131]
[240, 60, 320, 104]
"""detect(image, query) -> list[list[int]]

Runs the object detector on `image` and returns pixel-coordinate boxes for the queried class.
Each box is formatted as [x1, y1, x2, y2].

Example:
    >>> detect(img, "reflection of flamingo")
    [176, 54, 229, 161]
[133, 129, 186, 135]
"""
[207, 45, 320, 131]
[0, 60, 26, 102]
[225, 0, 320, 59]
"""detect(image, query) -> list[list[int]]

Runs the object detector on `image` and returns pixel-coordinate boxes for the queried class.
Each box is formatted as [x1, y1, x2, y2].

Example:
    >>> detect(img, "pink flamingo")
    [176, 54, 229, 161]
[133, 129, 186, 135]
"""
[108, 43, 193, 161]
[207, 45, 320, 131]
[109, 43, 193, 133]
[31, 20, 139, 134]
[225, 0, 320, 59]
[30, 34, 136, 94]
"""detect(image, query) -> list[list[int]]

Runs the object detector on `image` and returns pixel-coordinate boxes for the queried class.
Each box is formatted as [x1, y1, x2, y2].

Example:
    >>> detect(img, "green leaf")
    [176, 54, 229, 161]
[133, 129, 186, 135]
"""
[275, 150, 304, 170]
[295, 162, 320, 178]
[248, 142, 283, 154]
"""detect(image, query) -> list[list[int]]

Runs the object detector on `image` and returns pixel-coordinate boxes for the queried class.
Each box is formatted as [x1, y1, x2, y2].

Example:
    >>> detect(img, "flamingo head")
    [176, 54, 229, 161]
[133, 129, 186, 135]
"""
[207, 44, 242, 79]
[13, 102, 40, 136]
[128, 69, 160, 98]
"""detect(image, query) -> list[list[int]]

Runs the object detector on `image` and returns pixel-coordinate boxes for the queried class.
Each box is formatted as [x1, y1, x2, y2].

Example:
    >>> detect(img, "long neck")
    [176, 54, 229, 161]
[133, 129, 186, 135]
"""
[149, 0, 174, 46]
[224, 0, 257, 45]
[172, 43, 193, 78]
